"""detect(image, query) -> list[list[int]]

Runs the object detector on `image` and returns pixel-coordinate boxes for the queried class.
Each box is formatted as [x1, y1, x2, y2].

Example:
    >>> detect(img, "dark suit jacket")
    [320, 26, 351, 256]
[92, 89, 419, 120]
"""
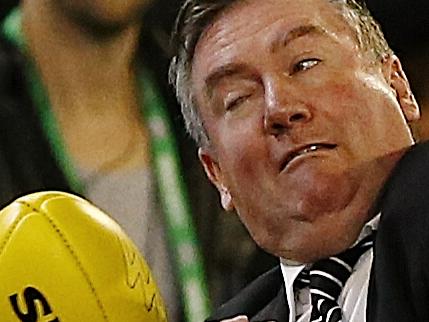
[207, 141, 429, 322]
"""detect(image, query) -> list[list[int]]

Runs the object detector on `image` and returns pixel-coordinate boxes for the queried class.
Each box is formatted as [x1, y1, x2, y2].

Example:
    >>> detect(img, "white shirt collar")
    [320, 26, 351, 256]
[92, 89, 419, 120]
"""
[279, 213, 380, 320]
[279, 261, 305, 321]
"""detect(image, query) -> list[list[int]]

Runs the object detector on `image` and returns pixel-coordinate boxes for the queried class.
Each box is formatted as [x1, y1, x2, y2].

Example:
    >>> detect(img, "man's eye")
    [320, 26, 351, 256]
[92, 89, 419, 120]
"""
[225, 94, 251, 111]
[292, 58, 321, 73]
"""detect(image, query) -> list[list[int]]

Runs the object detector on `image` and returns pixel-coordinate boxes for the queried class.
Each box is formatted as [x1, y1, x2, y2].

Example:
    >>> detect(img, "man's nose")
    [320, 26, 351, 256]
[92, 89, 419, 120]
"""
[263, 76, 312, 136]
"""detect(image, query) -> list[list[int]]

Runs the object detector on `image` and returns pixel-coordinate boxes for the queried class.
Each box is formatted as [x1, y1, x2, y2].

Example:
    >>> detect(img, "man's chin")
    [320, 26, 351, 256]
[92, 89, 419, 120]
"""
[264, 221, 362, 264]
[276, 244, 347, 264]
[289, 170, 363, 222]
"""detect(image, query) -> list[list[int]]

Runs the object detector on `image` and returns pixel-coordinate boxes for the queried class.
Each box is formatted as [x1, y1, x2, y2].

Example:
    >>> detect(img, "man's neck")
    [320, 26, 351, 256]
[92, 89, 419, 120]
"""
[20, 0, 150, 172]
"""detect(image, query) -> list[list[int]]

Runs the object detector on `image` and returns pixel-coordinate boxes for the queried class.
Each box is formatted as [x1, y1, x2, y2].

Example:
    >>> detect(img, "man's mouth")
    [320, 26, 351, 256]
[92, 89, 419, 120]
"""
[280, 143, 337, 172]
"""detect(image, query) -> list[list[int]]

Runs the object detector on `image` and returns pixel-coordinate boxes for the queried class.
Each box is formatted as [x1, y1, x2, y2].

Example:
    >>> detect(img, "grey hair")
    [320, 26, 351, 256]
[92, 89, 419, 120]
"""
[169, 0, 393, 148]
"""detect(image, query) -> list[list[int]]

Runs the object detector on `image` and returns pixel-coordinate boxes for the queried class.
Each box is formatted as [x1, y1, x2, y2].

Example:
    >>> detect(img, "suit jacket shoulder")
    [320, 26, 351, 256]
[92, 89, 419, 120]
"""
[368, 141, 429, 322]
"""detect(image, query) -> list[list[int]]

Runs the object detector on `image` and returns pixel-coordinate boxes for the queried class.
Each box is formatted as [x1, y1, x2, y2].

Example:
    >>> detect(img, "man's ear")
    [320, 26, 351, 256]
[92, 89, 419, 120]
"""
[198, 148, 234, 211]
[382, 54, 420, 122]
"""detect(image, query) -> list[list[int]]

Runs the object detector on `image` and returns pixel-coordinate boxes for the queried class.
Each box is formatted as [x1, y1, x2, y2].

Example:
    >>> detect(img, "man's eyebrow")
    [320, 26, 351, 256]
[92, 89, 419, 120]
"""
[203, 25, 325, 96]
[269, 24, 326, 53]
[204, 63, 251, 97]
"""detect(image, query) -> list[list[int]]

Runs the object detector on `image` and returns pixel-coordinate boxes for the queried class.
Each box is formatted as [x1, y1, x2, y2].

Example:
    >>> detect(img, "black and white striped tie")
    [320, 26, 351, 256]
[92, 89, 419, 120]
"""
[296, 234, 374, 322]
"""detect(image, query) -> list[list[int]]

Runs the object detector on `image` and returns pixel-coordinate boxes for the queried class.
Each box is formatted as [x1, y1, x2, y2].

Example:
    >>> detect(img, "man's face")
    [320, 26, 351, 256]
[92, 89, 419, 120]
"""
[57, 0, 153, 27]
[191, 0, 419, 262]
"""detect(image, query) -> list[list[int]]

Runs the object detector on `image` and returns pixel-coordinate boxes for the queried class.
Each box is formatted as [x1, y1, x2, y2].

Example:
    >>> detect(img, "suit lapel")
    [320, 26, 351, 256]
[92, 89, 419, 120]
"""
[206, 266, 289, 321]
[251, 284, 288, 321]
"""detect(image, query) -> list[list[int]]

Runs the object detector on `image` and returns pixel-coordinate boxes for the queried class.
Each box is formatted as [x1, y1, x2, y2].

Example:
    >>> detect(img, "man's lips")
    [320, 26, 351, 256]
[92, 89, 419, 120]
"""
[280, 143, 337, 172]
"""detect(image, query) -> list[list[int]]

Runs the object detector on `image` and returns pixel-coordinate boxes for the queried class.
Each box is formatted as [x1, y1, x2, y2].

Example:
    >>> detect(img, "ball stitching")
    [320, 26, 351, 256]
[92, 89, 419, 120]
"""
[18, 200, 110, 322]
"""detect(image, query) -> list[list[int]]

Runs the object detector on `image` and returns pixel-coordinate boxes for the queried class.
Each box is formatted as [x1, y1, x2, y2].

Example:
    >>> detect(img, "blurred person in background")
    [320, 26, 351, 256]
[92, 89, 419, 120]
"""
[0, 0, 276, 320]
[0, 0, 190, 320]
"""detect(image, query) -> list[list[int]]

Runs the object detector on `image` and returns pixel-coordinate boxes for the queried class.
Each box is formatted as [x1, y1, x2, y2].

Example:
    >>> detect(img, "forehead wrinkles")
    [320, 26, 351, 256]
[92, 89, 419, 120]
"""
[193, 0, 357, 73]
[197, 0, 293, 52]
[194, 2, 272, 71]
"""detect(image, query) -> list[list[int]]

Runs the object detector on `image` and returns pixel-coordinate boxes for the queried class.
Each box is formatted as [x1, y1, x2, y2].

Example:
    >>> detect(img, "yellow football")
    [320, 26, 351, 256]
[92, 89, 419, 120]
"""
[0, 191, 167, 322]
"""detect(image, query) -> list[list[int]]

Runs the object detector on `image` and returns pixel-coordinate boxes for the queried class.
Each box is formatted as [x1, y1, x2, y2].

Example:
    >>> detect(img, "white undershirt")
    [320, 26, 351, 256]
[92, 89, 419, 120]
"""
[280, 215, 380, 322]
